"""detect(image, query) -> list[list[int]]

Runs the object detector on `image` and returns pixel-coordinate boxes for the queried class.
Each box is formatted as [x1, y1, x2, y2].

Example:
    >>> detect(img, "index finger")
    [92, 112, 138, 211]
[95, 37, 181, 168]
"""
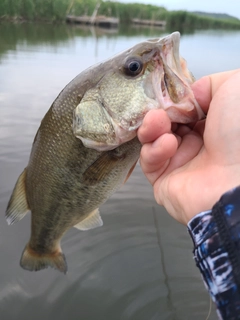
[137, 109, 171, 144]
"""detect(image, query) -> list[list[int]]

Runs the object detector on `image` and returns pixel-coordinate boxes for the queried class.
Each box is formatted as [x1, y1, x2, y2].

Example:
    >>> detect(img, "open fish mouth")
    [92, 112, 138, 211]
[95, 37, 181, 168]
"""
[145, 32, 205, 124]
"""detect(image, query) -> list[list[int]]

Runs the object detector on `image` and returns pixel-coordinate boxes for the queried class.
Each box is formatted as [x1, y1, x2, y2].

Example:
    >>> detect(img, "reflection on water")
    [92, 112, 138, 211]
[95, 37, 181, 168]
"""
[1, 22, 240, 320]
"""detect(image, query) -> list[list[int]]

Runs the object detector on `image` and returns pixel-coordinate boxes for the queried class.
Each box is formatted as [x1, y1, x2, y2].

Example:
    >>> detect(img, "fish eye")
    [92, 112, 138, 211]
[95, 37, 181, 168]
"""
[123, 57, 143, 77]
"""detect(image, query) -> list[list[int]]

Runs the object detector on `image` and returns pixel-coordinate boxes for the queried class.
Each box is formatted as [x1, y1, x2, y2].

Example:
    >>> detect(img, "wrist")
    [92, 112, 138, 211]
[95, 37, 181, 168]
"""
[164, 167, 240, 225]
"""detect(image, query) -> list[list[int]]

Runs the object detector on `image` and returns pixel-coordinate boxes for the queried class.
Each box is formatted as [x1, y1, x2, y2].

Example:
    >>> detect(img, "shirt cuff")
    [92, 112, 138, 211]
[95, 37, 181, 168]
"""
[187, 186, 240, 319]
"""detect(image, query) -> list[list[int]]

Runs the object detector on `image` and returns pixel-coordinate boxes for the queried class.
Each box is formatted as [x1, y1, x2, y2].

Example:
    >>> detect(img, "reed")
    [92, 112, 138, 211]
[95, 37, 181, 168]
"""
[98, 1, 167, 23]
[0, 0, 240, 31]
[0, 0, 70, 21]
[167, 11, 240, 31]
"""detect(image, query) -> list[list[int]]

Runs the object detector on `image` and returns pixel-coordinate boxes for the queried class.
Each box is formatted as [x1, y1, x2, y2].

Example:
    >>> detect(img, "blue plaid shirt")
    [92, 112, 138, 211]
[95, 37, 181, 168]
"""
[188, 186, 240, 319]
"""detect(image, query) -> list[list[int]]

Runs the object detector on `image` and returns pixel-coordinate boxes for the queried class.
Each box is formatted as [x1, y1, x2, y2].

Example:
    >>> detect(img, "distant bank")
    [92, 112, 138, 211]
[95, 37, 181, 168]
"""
[0, 0, 240, 30]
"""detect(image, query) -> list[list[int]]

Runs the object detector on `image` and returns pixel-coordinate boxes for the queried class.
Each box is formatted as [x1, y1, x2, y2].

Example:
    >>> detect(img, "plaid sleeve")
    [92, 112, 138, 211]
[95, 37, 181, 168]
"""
[187, 186, 240, 320]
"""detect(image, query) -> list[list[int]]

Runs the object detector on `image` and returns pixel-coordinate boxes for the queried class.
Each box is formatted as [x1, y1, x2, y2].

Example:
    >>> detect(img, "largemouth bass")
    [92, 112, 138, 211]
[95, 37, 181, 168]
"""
[5, 32, 204, 273]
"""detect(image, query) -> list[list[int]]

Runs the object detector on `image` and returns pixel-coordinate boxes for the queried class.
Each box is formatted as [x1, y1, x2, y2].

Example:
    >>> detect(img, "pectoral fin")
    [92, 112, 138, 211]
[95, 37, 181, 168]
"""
[6, 168, 29, 225]
[124, 160, 138, 184]
[74, 209, 103, 230]
[83, 149, 126, 186]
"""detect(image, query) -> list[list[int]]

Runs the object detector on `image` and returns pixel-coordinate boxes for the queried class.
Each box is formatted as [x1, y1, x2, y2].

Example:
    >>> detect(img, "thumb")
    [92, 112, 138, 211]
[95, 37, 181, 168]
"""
[192, 69, 240, 114]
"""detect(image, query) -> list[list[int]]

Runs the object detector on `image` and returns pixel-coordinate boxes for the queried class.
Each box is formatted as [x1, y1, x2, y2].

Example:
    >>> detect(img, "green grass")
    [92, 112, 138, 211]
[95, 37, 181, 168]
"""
[166, 10, 240, 31]
[0, 0, 240, 30]
[0, 0, 70, 21]
[98, 1, 167, 23]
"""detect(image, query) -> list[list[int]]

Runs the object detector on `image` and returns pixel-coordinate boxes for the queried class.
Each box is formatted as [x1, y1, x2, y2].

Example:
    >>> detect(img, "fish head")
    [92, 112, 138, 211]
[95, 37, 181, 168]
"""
[73, 32, 205, 151]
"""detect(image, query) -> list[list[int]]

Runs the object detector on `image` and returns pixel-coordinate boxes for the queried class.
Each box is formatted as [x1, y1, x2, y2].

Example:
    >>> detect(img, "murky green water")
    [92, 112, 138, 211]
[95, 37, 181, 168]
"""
[1, 22, 240, 320]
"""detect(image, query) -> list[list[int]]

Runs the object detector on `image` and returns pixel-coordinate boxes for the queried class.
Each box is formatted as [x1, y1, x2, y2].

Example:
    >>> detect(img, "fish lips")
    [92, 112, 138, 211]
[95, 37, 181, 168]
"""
[155, 32, 205, 123]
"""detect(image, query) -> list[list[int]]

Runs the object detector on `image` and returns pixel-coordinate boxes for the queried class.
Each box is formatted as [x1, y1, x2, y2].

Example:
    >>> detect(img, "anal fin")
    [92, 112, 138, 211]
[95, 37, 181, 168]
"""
[6, 168, 29, 225]
[74, 208, 103, 231]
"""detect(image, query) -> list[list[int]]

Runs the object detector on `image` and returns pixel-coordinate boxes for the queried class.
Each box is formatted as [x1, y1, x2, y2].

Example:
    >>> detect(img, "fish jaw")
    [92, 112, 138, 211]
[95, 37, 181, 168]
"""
[149, 58, 204, 123]
[150, 33, 205, 123]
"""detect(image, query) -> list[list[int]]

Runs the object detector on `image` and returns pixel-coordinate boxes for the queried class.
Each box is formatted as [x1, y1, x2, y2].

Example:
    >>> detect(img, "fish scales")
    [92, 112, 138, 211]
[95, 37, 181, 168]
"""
[27, 81, 140, 253]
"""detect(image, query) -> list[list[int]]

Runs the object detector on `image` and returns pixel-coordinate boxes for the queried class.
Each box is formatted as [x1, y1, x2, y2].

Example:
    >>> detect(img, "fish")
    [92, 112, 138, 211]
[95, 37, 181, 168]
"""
[5, 32, 204, 274]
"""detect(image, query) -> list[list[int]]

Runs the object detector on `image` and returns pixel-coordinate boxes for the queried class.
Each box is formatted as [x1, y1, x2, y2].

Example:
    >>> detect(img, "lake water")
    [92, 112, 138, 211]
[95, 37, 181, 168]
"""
[1, 22, 240, 320]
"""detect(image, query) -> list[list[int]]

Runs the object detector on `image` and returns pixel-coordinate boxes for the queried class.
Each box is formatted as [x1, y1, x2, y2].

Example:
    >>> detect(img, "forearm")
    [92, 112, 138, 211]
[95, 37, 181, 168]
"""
[188, 186, 240, 319]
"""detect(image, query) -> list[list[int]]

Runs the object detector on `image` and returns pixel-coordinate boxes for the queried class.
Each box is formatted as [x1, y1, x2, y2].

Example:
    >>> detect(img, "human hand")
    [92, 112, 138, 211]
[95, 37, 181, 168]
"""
[137, 69, 240, 225]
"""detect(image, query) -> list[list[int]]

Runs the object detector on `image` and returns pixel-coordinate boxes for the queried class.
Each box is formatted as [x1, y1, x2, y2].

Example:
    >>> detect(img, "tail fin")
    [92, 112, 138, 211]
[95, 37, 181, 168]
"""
[20, 244, 67, 274]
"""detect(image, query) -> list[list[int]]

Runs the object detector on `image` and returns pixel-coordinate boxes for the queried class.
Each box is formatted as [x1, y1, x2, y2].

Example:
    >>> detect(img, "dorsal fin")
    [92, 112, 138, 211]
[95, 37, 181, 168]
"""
[74, 209, 103, 230]
[5, 168, 29, 225]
